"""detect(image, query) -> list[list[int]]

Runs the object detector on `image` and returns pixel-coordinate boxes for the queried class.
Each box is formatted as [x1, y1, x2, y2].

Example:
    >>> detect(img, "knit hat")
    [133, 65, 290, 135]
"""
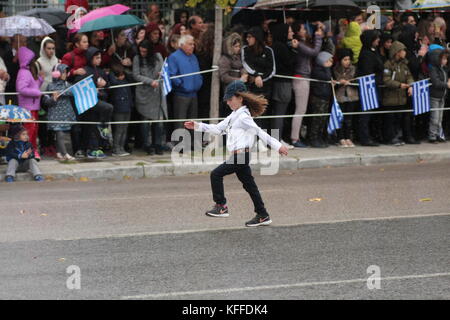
[316, 51, 333, 66]
[9, 125, 26, 140]
[223, 80, 248, 101]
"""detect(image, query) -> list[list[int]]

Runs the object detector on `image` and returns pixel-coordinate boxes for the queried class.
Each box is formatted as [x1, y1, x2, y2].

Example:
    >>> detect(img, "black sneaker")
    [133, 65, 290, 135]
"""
[245, 215, 272, 227]
[205, 204, 229, 217]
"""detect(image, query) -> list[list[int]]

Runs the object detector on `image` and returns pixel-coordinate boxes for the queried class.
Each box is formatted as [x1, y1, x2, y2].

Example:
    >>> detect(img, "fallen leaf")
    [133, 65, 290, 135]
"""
[79, 177, 89, 182]
[40, 213, 48, 217]
[419, 198, 432, 202]
[58, 258, 66, 262]
[20, 210, 26, 215]
[309, 198, 323, 202]
[379, 168, 385, 172]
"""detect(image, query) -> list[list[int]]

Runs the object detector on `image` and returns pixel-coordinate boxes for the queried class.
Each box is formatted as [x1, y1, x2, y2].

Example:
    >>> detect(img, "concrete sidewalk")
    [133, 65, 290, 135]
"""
[1, 142, 450, 182]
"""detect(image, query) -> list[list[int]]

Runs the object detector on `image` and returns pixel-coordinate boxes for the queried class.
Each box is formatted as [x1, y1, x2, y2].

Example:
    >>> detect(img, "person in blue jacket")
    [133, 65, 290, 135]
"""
[4, 125, 43, 182]
[167, 34, 203, 137]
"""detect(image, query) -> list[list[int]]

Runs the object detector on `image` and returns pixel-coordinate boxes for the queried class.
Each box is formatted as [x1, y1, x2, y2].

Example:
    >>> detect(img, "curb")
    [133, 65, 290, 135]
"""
[1, 150, 450, 182]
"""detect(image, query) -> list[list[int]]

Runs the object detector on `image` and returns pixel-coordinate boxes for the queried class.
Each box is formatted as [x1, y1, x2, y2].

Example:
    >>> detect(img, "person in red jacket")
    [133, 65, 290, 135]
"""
[146, 22, 168, 59]
[61, 33, 88, 81]
[65, 0, 89, 14]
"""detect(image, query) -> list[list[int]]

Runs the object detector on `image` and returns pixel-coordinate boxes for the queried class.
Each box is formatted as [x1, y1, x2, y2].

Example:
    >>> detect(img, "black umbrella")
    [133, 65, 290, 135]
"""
[17, 8, 70, 27]
[307, 0, 361, 21]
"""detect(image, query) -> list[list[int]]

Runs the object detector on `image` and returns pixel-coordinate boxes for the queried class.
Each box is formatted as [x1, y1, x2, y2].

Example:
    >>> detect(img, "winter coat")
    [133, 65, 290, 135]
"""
[74, 47, 109, 101]
[61, 47, 87, 81]
[428, 48, 449, 99]
[133, 52, 167, 120]
[382, 41, 414, 107]
[109, 73, 133, 113]
[357, 30, 385, 86]
[271, 24, 297, 79]
[294, 35, 323, 77]
[333, 64, 359, 103]
[36, 36, 60, 91]
[5, 139, 35, 164]
[310, 63, 332, 101]
[167, 48, 203, 98]
[44, 79, 76, 131]
[398, 24, 424, 80]
[341, 22, 363, 64]
[218, 33, 246, 86]
[16, 47, 43, 112]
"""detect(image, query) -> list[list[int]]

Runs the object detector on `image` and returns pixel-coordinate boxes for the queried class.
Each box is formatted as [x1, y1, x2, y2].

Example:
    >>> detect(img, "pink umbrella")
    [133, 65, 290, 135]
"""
[70, 4, 130, 33]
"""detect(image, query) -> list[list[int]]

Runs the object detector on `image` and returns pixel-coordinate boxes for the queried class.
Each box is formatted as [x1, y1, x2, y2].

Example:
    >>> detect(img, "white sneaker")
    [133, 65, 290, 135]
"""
[64, 154, 75, 160]
[281, 140, 294, 150]
[258, 140, 268, 152]
[56, 153, 65, 160]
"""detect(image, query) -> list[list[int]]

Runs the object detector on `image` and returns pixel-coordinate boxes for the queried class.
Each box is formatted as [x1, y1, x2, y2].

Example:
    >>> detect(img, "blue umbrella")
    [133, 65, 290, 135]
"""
[0, 105, 32, 122]
[411, 0, 450, 9]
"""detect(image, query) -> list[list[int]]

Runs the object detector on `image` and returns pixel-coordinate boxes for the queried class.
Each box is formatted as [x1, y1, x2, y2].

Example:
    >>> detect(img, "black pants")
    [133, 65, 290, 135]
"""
[210, 152, 268, 217]
[337, 101, 358, 140]
[81, 100, 113, 151]
[384, 105, 413, 142]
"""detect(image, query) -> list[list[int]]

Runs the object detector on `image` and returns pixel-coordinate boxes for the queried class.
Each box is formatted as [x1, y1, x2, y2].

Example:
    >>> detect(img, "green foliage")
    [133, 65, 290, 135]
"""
[185, 0, 237, 13]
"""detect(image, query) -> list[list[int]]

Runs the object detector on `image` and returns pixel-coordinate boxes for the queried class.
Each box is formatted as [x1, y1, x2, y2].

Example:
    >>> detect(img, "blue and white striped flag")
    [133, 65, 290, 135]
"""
[328, 98, 344, 134]
[358, 74, 380, 111]
[70, 75, 98, 115]
[412, 79, 430, 116]
[161, 61, 172, 96]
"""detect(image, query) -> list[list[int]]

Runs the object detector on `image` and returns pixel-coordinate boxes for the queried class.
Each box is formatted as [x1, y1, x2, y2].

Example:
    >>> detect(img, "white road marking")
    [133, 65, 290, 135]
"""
[121, 272, 450, 299]
[52, 212, 450, 241]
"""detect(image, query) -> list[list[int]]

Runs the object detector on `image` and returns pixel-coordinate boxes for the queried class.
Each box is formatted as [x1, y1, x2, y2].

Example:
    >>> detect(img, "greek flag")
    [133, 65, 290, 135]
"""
[328, 98, 344, 134]
[161, 61, 172, 96]
[358, 74, 380, 111]
[412, 79, 430, 116]
[70, 75, 98, 115]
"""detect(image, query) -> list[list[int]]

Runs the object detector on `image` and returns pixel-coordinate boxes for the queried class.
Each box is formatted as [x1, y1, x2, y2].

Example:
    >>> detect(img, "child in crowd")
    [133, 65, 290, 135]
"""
[333, 48, 359, 147]
[428, 48, 450, 143]
[309, 51, 334, 148]
[109, 64, 132, 156]
[43, 64, 77, 160]
[4, 126, 43, 182]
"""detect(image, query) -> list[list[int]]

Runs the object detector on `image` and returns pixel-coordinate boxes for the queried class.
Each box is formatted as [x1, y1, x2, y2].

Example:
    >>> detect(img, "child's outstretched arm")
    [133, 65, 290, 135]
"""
[184, 115, 232, 135]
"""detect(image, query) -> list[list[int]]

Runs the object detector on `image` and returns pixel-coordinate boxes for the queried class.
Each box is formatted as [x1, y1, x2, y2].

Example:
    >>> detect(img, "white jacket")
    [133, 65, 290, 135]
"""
[195, 106, 282, 152]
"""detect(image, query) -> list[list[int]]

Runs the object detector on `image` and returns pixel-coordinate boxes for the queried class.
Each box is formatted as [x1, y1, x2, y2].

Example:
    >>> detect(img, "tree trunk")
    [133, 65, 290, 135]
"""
[209, 5, 223, 124]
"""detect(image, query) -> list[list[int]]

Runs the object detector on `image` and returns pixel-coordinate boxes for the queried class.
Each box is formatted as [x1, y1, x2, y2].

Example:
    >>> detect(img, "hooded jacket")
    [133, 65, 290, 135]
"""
[270, 24, 297, 79]
[74, 47, 109, 101]
[146, 23, 169, 59]
[398, 24, 423, 80]
[341, 22, 363, 64]
[357, 30, 384, 85]
[241, 26, 276, 82]
[16, 47, 43, 112]
[218, 33, 246, 86]
[5, 139, 35, 163]
[382, 41, 414, 106]
[167, 48, 203, 98]
[428, 48, 449, 99]
[36, 36, 60, 91]
[294, 32, 323, 77]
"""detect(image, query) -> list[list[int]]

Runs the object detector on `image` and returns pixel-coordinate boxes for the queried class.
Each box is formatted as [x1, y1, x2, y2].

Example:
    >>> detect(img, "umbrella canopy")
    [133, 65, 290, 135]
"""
[72, 4, 130, 31]
[79, 14, 145, 33]
[411, 0, 450, 9]
[0, 105, 32, 122]
[0, 16, 56, 37]
[308, 0, 361, 20]
[17, 8, 70, 26]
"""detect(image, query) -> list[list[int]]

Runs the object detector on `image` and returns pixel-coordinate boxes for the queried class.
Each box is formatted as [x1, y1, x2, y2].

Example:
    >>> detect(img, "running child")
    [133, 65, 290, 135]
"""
[184, 80, 289, 227]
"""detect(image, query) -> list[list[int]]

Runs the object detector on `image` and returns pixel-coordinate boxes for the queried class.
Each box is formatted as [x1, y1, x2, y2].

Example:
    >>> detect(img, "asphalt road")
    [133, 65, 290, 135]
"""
[0, 162, 449, 299]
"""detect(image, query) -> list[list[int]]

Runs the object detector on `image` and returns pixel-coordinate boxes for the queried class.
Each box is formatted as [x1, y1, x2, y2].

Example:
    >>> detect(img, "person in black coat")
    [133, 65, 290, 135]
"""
[356, 30, 383, 146]
[308, 51, 333, 148]
[270, 23, 298, 145]
[242, 26, 276, 132]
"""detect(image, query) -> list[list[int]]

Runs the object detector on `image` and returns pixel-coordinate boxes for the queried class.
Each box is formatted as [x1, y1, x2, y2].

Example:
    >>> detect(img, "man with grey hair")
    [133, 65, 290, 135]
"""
[167, 34, 203, 147]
